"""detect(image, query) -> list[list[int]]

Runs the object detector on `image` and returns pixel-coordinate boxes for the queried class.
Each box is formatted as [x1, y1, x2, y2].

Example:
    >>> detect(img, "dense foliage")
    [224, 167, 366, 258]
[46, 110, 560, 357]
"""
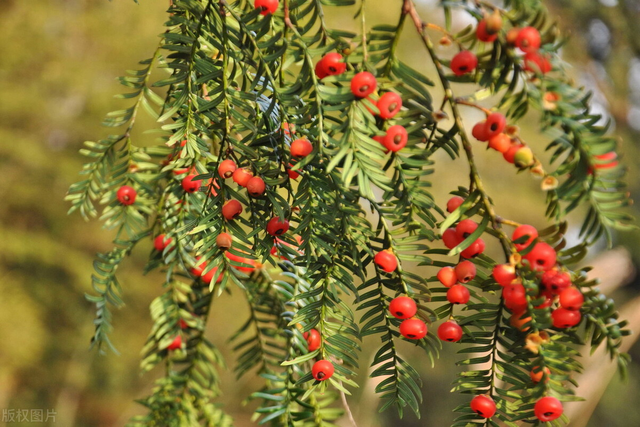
[66, 0, 634, 425]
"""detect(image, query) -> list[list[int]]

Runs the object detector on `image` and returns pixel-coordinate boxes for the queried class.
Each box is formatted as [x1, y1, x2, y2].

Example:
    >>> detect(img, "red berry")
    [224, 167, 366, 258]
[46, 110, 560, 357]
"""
[374, 249, 398, 273]
[515, 26, 541, 53]
[512, 224, 538, 250]
[437, 266, 457, 287]
[559, 287, 584, 310]
[488, 133, 511, 153]
[476, 20, 498, 43]
[442, 228, 462, 249]
[530, 366, 550, 383]
[254, 0, 278, 15]
[470, 395, 496, 418]
[399, 318, 427, 340]
[222, 200, 243, 220]
[472, 121, 490, 142]
[377, 92, 403, 119]
[455, 219, 478, 240]
[447, 284, 470, 304]
[503, 282, 527, 311]
[446, 196, 464, 213]
[523, 242, 556, 272]
[201, 265, 223, 284]
[541, 270, 571, 295]
[246, 176, 266, 197]
[291, 138, 313, 158]
[438, 321, 463, 342]
[232, 168, 253, 187]
[552, 307, 581, 328]
[226, 251, 256, 273]
[455, 260, 476, 284]
[503, 143, 523, 163]
[179, 319, 188, 329]
[450, 50, 478, 76]
[315, 60, 329, 79]
[286, 164, 300, 180]
[524, 52, 551, 74]
[382, 125, 408, 152]
[167, 335, 182, 350]
[350, 71, 377, 98]
[312, 360, 334, 381]
[218, 159, 237, 178]
[593, 152, 619, 170]
[534, 396, 563, 422]
[305, 329, 321, 351]
[117, 185, 137, 205]
[216, 232, 233, 250]
[318, 52, 346, 77]
[154, 234, 172, 251]
[461, 238, 485, 259]
[389, 296, 417, 319]
[492, 264, 516, 287]
[182, 174, 202, 193]
[266, 217, 290, 236]
[484, 113, 507, 139]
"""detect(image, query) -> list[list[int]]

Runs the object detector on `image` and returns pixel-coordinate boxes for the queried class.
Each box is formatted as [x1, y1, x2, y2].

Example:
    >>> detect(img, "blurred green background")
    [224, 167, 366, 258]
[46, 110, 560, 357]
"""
[1, 1, 639, 426]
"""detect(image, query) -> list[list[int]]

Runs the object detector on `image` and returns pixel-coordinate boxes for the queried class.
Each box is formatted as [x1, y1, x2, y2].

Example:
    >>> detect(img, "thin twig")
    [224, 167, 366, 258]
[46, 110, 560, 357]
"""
[339, 386, 358, 427]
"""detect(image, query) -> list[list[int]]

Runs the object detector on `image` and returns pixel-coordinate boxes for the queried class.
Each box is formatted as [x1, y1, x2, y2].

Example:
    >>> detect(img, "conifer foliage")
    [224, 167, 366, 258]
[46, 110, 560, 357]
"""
[66, 0, 634, 425]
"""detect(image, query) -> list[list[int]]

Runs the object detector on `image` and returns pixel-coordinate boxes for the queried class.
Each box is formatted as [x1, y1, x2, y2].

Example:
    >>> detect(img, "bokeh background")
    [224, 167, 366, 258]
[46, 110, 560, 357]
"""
[1, 0, 639, 426]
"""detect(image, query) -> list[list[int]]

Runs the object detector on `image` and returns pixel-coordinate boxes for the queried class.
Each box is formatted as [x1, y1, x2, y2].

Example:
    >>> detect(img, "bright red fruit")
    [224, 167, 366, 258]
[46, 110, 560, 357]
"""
[503, 282, 527, 312]
[254, 0, 278, 15]
[503, 143, 523, 163]
[305, 329, 321, 351]
[455, 261, 476, 284]
[593, 151, 619, 171]
[350, 71, 377, 98]
[552, 307, 581, 328]
[442, 228, 462, 249]
[455, 219, 478, 240]
[389, 296, 417, 319]
[534, 396, 563, 422]
[524, 52, 551, 74]
[182, 174, 202, 193]
[559, 287, 584, 310]
[476, 20, 498, 42]
[232, 168, 253, 187]
[461, 238, 485, 259]
[523, 242, 556, 271]
[488, 133, 511, 153]
[492, 264, 516, 287]
[399, 318, 427, 340]
[437, 266, 457, 287]
[222, 200, 243, 220]
[446, 196, 464, 213]
[246, 176, 266, 197]
[154, 234, 172, 251]
[291, 138, 313, 158]
[201, 265, 222, 284]
[512, 224, 538, 250]
[515, 26, 541, 53]
[484, 113, 507, 139]
[226, 251, 256, 273]
[382, 125, 408, 152]
[450, 50, 478, 76]
[374, 249, 398, 273]
[377, 92, 403, 119]
[541, 270, 571, 295]
[218, 159, 237, 178]
[266, 217, 290, 236]
[470, 395, 496, 418]
[318, 52, 346, 77]
[447, 284, 470, 304]
[167, 335, 182, 350]
[472, 121, 490, 141]
[117, 185, 137, 205]
[438, 321, 463, 342]
[312, 360, 334, 381]
[216, 232, 233, 250]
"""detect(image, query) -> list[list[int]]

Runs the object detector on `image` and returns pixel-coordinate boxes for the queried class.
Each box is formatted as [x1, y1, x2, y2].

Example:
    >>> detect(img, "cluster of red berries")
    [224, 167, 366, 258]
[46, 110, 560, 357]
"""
[471, 112, 535, 168]
[469, 394, 563, 422]
[442, 197, 486, 259]
[388, 296, 427, 340]
[437, 260, 475, 305]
